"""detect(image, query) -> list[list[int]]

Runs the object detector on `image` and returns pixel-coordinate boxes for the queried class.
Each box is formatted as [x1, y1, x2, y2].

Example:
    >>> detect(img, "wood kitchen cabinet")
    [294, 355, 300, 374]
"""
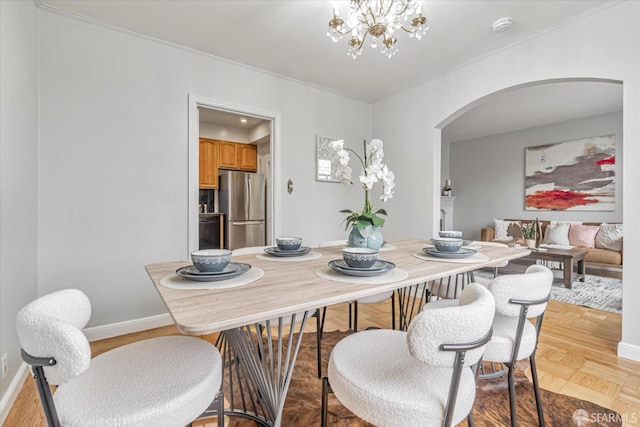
[218, 141, 257, 172]
[200, 139, 257, 188]
[199, 138, 219, 189]
[237, 144, 257, 171]
[218, 141, 238, 169]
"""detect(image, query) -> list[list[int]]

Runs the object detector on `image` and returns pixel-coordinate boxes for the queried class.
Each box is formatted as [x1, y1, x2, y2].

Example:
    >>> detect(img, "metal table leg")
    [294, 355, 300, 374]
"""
[216, 311, 310, 426]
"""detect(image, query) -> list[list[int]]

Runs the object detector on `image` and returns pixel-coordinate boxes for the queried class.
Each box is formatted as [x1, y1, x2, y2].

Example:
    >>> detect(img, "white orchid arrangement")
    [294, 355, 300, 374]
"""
[329, 139, 396, 234]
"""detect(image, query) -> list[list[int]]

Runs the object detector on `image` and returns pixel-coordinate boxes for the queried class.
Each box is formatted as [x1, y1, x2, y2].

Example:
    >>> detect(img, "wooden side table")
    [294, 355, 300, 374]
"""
[522, 247, 586, 288]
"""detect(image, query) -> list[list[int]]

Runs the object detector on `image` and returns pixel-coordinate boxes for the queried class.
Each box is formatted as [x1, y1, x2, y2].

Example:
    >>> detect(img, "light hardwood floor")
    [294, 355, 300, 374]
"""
[4, 296, 639, 426]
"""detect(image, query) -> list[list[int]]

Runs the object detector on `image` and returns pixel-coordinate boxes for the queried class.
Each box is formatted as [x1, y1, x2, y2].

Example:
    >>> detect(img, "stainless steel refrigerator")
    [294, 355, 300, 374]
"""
[218, 171, 265, 250]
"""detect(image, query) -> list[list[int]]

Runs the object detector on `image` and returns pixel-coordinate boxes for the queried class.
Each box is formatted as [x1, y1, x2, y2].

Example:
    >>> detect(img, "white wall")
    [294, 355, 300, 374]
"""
[249, 121, 270, 143]
[0, 0, 39, 407]
[440, 142, 450, 190]
[449, 111, 623, 239]
[372, 2, 640, 359]
[371, 83, 433, 240]
[36, 9, 371, 328]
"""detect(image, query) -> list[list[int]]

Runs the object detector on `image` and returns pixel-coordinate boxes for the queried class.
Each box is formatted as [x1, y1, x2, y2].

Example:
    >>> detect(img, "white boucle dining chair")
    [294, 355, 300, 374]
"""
[16, 289, 224, 427]
[424, 265, 553, 427]
[318, 240, 396, 331]
[481, 264, 553, 427]
[321, 283, 495, 427]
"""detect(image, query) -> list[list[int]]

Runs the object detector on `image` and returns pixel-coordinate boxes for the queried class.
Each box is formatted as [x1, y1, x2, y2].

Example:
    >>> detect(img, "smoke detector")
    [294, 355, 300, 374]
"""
[492, 17, 513, 33]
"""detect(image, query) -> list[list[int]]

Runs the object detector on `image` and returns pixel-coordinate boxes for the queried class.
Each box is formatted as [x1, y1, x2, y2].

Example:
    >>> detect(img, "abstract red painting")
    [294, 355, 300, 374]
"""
[525, 135, 616, 211]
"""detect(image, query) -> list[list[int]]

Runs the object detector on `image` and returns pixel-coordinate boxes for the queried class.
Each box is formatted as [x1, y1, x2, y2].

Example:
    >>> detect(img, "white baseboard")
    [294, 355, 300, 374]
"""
[618, 341, 640, 362]
[0, 362, 29, 426]
[83, 313, 173, 341]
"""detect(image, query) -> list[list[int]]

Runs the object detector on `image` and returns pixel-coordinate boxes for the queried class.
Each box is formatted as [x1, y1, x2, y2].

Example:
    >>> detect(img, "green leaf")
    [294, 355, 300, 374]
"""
[339, 209, 354, 214]
[375, 208, 388, 216]
[371, 216, 385, 227]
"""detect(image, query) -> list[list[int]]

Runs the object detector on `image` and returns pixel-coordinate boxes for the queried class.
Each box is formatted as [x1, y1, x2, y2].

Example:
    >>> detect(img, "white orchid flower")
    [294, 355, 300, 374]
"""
[359, 173, 377, 190]
[329, 139, 344, 152]
[337, 165, 352, 184]
[329, 138, 395, 234]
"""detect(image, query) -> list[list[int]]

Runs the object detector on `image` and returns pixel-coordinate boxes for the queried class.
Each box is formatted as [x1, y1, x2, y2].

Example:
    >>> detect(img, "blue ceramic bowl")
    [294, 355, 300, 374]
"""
[191, 249, 232, 272]
[342, 247, 379, 268]
[276, 237, 302, 251]
[430, 237, 464, 253]
[438, 230, 463, 239]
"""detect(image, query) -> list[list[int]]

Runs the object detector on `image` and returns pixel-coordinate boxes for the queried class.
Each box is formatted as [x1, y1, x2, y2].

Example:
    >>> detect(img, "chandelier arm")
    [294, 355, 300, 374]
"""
[381, 0, 398, 19]
[394, 3, 410, 16]
[336, 26, 355, 36]
[362, 3, 376, 27]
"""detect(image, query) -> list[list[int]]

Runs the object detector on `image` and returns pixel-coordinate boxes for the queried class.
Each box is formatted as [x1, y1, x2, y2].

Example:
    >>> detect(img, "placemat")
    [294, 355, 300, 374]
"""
[413, 251, 490, 264]
[159, 267, 264, 290]
[256, 251, 322, 262]
[315, 266, 408, 284]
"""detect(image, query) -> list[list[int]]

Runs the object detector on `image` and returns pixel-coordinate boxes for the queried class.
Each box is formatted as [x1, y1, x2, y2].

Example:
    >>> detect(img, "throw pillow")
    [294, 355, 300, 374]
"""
[568, 224, 600, 248]
[550, 220, 583, 226]
[595, 223, 623, 251]
[493, 219, 521, 241]
[542, 223, 571, 246]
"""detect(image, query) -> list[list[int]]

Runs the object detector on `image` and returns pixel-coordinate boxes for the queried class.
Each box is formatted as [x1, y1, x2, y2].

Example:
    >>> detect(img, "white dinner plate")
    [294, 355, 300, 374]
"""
[264, 246, 312, 257]
[328, 260, 396, 277]
[176, 262, 251, 281]
[422, 248, 477, 259]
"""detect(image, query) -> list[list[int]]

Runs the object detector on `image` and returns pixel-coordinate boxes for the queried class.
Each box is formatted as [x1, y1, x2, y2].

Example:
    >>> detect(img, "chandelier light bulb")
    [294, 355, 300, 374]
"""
[326, 0, 428, 58]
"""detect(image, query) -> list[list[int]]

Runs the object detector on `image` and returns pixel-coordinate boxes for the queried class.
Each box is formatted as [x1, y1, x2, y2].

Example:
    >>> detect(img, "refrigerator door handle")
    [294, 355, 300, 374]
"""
[230, 220, 264, 226]
[247, 176, 251, 217]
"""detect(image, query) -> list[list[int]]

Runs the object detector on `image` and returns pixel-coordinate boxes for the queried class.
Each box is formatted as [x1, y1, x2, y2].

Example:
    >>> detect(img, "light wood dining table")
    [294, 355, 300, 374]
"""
[145, 238, 530, 426]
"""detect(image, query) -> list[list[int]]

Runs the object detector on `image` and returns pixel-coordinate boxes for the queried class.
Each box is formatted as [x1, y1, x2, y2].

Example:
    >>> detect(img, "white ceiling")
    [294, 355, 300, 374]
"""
[199, 108, 266, 129]
[39, 0, 621, 138]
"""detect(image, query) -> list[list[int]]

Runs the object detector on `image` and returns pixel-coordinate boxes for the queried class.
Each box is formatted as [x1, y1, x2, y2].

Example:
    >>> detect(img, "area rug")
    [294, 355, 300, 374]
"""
[225, 331, 622, 426]
[473, 270, 622, 314]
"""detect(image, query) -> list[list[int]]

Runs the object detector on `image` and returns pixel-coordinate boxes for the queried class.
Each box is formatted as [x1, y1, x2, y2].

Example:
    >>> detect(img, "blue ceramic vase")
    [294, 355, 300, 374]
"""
[348, 225, 384, 249]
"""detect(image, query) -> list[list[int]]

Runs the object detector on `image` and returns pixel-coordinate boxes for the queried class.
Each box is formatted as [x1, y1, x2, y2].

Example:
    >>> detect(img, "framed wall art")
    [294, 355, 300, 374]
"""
[525, 135, 616, 211]
[316, 135, 340, 182]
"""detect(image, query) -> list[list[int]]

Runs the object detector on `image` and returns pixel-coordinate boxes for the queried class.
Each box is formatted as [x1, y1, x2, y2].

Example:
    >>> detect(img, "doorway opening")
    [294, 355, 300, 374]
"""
[187, 94, 281, 255]
[433, 77, 623, 318]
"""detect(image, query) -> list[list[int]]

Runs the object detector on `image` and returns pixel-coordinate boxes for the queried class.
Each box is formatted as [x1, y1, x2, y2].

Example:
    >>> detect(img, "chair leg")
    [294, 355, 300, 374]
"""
[348, 302, 353, 330]
[507, 363, 518, 427]
[321, 377, 332, 427]
[467, 410, 475, 427]
[316, 309, 323, 379]
[530, 355, 545, 427]
[217, 391, 225, 427]
[353, 301, 359, 332]
[31, 365, 61, 427]
[391, 292, 396, 330]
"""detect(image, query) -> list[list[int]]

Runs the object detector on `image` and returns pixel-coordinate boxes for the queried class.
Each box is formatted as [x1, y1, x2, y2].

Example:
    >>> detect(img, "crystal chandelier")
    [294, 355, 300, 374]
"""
[327, 0, 428, 59]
